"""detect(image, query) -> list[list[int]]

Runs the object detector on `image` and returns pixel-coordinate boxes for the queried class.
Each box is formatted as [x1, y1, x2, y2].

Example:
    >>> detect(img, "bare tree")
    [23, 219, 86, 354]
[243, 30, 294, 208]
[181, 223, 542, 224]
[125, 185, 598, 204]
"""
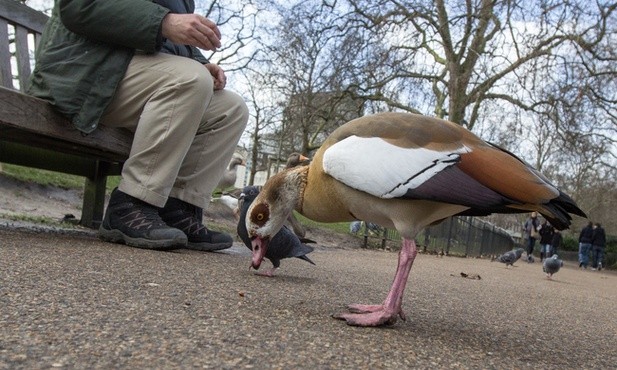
[238, 68, 282, 185]
[262, 1, 367, 155]
[331, 0, 616, 130]
[196, 0, 265, 72]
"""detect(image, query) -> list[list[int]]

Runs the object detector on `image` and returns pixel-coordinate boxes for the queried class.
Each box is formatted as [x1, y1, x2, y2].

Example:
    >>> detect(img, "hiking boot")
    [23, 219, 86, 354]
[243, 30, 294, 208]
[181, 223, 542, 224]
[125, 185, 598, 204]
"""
[98, 188, 187, 250]
[160, 197, 233, 251]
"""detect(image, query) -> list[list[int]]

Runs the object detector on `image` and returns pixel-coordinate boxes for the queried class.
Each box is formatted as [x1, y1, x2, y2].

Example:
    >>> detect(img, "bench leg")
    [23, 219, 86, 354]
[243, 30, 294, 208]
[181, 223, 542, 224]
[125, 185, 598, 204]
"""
[80, 162, 108, 229]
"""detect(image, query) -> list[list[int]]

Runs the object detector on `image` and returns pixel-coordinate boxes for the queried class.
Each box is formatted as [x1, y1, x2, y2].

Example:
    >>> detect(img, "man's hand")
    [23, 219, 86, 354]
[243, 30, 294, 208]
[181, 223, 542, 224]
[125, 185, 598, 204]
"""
[205, 64, 226, 90]
[161, 13, 221, 51]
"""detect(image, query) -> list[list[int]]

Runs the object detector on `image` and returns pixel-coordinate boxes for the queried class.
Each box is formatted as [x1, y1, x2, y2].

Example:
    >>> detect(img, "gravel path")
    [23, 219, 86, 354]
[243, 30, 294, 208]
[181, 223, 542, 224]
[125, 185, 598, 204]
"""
[1, 226, 615, 369]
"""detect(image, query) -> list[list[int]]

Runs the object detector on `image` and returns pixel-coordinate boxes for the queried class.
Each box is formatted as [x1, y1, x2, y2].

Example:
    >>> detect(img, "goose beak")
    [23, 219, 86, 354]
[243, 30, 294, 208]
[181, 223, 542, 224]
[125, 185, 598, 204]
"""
[250, 236, 269, 269]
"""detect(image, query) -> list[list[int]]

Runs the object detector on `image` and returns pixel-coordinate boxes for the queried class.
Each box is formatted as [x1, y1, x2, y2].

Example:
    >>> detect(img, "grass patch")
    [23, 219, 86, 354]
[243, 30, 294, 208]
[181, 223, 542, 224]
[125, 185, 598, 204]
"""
[293, 212, 351, 234]
[0, 212, 78, 227]
[1, 163, 120, 192]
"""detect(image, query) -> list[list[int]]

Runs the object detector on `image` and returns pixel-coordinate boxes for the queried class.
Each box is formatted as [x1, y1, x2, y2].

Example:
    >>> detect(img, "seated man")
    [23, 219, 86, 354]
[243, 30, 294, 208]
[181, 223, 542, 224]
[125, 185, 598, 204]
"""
[28, 0, 248, 251]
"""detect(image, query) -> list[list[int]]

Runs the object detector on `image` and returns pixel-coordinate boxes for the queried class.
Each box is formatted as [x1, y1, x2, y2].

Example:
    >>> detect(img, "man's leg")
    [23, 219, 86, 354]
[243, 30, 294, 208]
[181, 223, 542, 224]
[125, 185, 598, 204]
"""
[100, 53, 214, 206]
[159, 89, 248, 251]
[170, 89, 248, 208]
[98, 53, 214, 248]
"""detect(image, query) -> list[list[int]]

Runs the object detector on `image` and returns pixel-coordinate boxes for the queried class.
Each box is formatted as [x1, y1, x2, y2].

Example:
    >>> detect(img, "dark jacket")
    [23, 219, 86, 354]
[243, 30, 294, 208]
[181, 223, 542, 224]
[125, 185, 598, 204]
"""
[592, 226, 607, 248]
[539, 224, 554, 245]
[551, 232, 562, 251]
[578, 225, 594, 244]
[28, 0, 206, 134]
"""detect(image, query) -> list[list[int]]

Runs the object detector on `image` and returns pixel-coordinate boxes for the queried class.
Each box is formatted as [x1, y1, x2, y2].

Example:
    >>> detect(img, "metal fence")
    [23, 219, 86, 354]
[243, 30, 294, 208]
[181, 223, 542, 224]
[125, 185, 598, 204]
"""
[356, 216, 517, 257]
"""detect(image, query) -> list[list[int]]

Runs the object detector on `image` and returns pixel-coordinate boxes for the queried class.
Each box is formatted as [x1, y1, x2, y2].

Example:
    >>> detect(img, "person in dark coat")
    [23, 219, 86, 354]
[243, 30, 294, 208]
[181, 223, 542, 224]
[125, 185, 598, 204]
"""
[578, 221, 594, 269]
[551, 230, 562, 257]
[591, 223, 607, 271]
[523, 212, 540, 262]
[538, 220, 555, 261]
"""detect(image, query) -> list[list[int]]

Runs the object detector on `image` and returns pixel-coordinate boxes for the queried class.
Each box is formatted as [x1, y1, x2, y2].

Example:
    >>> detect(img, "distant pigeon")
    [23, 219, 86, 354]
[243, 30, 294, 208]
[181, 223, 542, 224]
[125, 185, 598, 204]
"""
[526, 254, 535, 263]
[492, 248, 525, 267]
[238, 186, 316, 277]
[543, 254, 563, 279]
[349, 221, 382, 235]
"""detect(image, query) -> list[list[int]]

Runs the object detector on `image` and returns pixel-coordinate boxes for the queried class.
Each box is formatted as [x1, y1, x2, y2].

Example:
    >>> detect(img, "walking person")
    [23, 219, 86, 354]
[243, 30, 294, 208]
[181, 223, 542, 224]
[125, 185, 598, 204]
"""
[538, 220, 555, 261]
[591, 223, 607, 271]
[551, 230, 562, 258]
[524, 212, 540, 262]
[28, 1, 249, 251]
[578, 221, 594, 269]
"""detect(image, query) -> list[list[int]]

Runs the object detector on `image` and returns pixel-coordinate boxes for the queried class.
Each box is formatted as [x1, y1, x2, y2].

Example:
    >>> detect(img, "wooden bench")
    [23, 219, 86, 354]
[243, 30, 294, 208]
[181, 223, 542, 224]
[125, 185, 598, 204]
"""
[0, 0, 133, 228]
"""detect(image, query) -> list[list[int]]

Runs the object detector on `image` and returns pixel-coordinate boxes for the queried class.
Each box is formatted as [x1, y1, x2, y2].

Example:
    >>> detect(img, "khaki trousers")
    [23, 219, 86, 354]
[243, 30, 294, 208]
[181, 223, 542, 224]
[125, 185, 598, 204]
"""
[99, 53, 248, 209]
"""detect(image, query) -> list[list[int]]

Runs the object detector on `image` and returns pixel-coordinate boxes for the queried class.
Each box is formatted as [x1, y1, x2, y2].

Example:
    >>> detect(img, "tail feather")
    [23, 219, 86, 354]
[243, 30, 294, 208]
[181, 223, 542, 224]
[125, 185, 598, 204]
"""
[297, 254, 316, 265]
[541, 192, 587, 230]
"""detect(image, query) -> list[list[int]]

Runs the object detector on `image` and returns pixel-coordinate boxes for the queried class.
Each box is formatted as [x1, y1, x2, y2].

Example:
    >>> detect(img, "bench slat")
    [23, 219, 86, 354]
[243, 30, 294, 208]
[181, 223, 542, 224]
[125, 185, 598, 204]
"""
[14, 25, 30, 90]
[0, 87, 132, 162]
[0, 18, 12, 89]
[0, 0, 48, 34]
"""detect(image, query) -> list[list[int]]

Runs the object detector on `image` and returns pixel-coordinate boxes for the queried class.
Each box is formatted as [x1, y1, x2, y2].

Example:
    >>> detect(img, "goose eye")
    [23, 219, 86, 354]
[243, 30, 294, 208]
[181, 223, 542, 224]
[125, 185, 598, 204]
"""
[251, 203, 269, 227]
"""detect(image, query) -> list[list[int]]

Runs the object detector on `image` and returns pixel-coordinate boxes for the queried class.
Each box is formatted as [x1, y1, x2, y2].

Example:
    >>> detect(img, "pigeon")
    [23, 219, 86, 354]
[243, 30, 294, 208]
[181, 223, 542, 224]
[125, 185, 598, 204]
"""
[350, 221, 362, 234]
[237, 185, 316, 277]
[245, 112, 586, 326]
[543, 254, 563, 279]
[492, 248, 525, 267]
[350, 221, 382, 235]
[526, 254, 535, 263]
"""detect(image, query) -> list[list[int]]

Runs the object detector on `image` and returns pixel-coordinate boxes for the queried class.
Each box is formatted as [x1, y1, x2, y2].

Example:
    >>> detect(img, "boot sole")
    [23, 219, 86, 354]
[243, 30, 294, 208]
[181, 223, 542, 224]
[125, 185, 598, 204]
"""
[98, 228, 187, 250]
[186, 241, 233, 252]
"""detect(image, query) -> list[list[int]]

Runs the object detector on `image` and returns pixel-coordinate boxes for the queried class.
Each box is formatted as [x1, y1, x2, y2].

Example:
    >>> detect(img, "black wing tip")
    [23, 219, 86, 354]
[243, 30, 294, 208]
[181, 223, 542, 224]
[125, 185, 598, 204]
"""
[298, 254, 316, 265]
[542, 191, 587, 230]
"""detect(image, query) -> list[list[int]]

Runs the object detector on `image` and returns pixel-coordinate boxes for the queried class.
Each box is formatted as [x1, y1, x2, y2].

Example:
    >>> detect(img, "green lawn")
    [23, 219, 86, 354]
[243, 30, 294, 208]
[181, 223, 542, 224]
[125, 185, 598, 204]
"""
[1, 163, 120, 192]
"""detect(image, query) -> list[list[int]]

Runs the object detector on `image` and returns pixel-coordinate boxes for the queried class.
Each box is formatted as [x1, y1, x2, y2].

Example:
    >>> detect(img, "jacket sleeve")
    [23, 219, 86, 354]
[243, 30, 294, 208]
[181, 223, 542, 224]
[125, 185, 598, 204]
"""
[58, 0, 169, 53]
[189, 45, 209, 64]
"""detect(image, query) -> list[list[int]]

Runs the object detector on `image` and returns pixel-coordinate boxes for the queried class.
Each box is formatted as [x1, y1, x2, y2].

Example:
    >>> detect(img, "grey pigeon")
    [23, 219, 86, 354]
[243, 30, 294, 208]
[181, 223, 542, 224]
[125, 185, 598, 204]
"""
[492, 248, 525, 267]
[543, 254, 563, 279]
[237, 185, 315, 277]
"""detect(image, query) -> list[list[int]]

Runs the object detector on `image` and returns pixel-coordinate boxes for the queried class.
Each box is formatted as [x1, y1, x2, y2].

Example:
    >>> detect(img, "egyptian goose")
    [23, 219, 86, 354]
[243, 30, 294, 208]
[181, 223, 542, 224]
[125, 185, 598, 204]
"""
[245, 112, 586, 327]
[285, 152, 311, 169]
[216, 155, 245, 190]
[284, 152, 311, 238]
[237, 186, 315, 277]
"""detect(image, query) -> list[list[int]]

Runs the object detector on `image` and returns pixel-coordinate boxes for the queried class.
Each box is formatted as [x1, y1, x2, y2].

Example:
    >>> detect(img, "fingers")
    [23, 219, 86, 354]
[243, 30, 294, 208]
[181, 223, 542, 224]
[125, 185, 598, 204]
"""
[205, 64, 226, 90]
[161, 13, 221, 50]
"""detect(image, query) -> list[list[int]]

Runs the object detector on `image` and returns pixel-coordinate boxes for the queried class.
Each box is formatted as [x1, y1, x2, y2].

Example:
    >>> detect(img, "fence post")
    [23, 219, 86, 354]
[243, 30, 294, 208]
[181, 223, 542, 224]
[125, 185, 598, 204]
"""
[464, 217, 473, 257]
[423, 228, 430, 253]
[446, 217, 455, 255]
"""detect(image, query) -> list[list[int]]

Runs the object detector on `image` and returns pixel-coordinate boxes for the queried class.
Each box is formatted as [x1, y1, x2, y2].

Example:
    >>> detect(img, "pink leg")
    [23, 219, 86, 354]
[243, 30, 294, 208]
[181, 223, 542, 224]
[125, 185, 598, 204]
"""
[333, 238, 418, 326]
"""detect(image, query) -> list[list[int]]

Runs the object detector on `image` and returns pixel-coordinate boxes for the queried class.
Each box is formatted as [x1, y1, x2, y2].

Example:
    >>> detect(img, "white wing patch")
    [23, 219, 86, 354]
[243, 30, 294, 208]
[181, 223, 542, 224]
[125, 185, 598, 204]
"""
[322, 135, 470, 199]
